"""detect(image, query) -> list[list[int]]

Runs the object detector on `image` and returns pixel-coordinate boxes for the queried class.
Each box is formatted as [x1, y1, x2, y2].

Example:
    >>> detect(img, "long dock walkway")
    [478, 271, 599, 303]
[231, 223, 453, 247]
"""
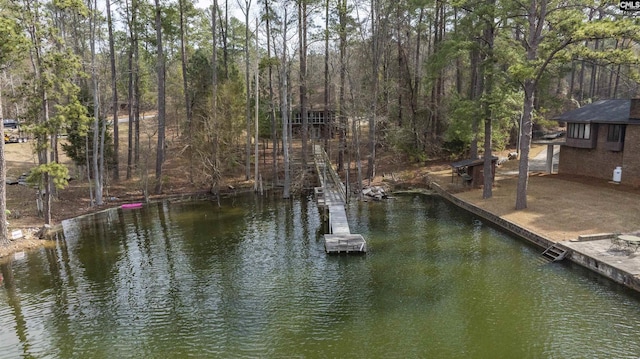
[313, 145, 366, 254]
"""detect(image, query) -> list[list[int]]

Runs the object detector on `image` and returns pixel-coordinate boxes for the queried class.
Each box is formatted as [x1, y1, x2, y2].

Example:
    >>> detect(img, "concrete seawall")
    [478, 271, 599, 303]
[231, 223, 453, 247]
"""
[567, 248, 640, 291]
[429, 182, 556, 250]
[429, 182, 640, 293]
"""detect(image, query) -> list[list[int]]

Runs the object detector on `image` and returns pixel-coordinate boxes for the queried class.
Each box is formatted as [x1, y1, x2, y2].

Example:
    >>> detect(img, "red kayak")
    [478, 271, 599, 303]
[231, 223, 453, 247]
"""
[121, 203, 143, 209]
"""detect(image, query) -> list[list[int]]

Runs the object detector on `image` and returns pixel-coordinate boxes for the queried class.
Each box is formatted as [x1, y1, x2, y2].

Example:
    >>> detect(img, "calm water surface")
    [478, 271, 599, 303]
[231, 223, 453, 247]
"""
[1, 194, 640, 358]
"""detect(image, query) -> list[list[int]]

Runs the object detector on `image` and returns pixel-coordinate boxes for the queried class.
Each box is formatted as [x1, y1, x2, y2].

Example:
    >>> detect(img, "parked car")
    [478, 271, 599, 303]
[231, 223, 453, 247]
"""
[3, 119, 18, 129]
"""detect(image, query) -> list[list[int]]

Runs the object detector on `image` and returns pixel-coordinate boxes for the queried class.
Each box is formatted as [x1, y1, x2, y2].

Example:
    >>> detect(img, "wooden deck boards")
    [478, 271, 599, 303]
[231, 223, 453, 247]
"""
[313, 145, 367, 254]
[328, 205, 350, 234]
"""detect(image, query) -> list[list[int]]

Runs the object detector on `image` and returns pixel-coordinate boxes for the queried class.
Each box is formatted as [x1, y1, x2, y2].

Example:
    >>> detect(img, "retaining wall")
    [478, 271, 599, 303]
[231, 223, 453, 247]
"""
[429, 181, 640, 292]
[568, 250, 640, 291]
[429, 182, 555, 250]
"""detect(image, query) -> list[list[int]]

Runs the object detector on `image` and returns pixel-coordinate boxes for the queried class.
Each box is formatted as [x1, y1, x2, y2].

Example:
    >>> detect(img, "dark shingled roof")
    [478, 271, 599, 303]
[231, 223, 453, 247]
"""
[551, 99, 640, 124]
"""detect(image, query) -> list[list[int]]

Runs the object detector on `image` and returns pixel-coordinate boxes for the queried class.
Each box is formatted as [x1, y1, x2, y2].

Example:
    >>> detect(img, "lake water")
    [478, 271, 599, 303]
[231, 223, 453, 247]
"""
[1, 193, 640, 358]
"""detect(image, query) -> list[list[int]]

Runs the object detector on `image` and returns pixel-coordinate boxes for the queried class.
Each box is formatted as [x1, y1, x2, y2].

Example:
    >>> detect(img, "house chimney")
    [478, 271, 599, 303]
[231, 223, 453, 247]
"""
[630, 99, 640, 119]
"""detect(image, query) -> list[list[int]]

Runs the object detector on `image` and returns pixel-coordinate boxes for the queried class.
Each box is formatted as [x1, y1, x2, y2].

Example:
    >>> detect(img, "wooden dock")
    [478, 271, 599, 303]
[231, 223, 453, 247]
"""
[313, 145, 367, 254]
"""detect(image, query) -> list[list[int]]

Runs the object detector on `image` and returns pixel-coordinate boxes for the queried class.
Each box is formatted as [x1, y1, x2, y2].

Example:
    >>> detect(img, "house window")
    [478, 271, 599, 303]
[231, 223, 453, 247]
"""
[607, 124, 625, 142]
[605, 124, 625, 151]
[568, 123, 591, 139]
[565, 122, 597, 149]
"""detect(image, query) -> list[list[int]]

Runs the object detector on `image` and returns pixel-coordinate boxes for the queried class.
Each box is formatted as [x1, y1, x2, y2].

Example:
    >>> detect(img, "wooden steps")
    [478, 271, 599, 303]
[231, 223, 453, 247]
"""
[541, 244, 569, 262]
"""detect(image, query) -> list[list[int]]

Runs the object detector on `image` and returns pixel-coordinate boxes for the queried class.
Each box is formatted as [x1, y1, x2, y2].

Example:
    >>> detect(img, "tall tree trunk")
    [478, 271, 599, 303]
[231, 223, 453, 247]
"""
[577, 40, 588, 101]
[337, 0, 346, 172]
[91, 0, 103, 205]
[154, 0, 166, 194]
[481, 7, 495, 200]
[396, 2, 403, 127]
[469, 42, 482, 159]
[427, 2, 439, 143]
[299, 0, 308, 166]
[515, 0, 546, 210]
[38, 77, 52, 223]
[354, 118, 362, 197]
[85, 135, 94, 205]
[589, 39, 598, 99]
[568, 61, 576, 100]
[265, 0, 277, 185]
[223, 0, 229, 79]
[613, 39, 625, 98]
[179, 0, 193, 183]
[281, 7, 290, 198]
[482, 89, 494, 199]
[516, 82, 534, 209]
[42, 103, 51, 224]
[613, 63, 622, 98]
[127, 55, 134, 179]
[323, 0, 330, 156]
[367, 0, 379, 181]
[107, 0, 119, 181]
[0, 86, 8, 245]
[413, 8, 424, 116]
[607, 39, 619, 98]
[134, 50, 140, 168]
[211, 0, 220, 197]
[433, 0, 445, 141]
[126, 0, 138, 180]
[254, 19, 259, 191]
[454, 8, 462, 94]
[382, 40, 390, 118]
[244, 0, 251, 181]
[29, 1, 53, 224]
[590, 10, 604, 98]
[515, 0, 577, 209]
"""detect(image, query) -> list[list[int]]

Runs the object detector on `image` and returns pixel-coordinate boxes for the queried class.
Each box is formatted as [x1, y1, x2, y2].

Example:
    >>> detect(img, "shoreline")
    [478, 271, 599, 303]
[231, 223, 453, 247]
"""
[428, 179, 640, 293]
[0, 187, 269, 261]
[0, 190, 223, 261]
[3, 175, 640, 294]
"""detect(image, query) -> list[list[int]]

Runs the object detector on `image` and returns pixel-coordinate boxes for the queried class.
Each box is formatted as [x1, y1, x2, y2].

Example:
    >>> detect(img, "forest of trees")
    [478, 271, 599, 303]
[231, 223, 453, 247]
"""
[1, 0, 640, 243]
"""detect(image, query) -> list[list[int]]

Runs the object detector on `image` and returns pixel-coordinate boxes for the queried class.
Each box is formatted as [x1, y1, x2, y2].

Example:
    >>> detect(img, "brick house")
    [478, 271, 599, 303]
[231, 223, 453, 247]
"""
[552, 99, 640, 187]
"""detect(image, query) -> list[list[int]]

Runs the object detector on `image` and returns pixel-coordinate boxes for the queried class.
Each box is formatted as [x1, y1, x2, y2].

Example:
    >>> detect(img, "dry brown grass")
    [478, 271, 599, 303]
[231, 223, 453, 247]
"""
[423, 146, 640, 242]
